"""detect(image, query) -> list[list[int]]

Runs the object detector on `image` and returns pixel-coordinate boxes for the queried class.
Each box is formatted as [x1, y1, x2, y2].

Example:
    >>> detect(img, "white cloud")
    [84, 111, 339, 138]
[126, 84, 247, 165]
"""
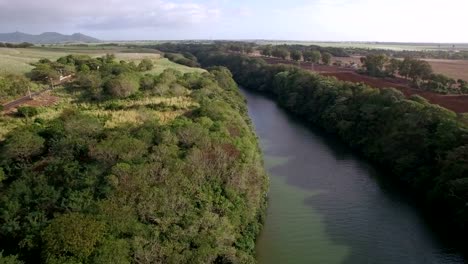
[0, 0, 220, 33]
[268, 0, 468, 42]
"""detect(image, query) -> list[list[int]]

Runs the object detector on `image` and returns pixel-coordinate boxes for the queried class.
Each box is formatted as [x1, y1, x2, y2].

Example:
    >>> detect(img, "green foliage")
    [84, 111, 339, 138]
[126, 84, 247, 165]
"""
[42, 213, 105, 261]
[386, 58, 401, 76]
[290, 50, 302, 61]
[0, 252, 23, 264]
[260, 45, 272, 57]
[164, 53, 200, 67]
[105, 73, 140, 98]
[16, 106, 39, 118]
[1, 129, 44, 161]
[303, 50, 321, 63]
[360, 54, 388, 77]
[30, 61, 74, 83]
[0, 42, 33, 49]
[91, 239, 131, 264]
[0, 60, 267, 263]
[0, 74, 36, 101]
[271, 47, 289, 59]
[75, 72, 103, 99]
[321, 52, 332, 65]
[138, 58, 154, 71]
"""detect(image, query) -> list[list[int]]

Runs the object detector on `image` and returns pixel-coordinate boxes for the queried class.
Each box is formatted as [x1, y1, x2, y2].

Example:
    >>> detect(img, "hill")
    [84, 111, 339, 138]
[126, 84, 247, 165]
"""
[0, 31, 99, 44]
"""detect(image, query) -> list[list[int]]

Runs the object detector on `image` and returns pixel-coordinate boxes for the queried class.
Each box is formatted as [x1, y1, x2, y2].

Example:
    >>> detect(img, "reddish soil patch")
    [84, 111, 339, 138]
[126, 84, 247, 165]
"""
[22, 92, 60, 107]
[322, 72, 468, 113]
[4, 91, 60, 114]
[259, 56, 468, 113]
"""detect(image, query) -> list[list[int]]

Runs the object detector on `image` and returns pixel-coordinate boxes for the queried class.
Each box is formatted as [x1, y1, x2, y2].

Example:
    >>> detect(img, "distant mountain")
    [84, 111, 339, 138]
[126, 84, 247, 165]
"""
[0, 32, 100, 44]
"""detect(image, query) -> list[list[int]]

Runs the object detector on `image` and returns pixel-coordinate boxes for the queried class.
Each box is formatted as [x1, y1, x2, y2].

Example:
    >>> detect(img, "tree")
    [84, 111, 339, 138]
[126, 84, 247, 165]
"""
[105, 73, 140, 98]
[42, 213, 105, 261]
[399, 57, 412, 79]
[290, 50, 302, 62]
[386, 58, 401, 76]
[303, 50, 321, 63]
[0, 252, 23, 264]
[321, 52, 332, 65]
[271, 48, 289, 60]
[0, 74, 35, 99]
[138, 58, 154, 72]
[17, 106, 39, 118]
[76, 72, 102, 90]
[458, 79, 468, 94]
[30, 64, 60, 83]
[397, 57, 433, 86]
[1, 129, 44, 161]
[360, 54, 388, 77]
[260, 46, 272, 57]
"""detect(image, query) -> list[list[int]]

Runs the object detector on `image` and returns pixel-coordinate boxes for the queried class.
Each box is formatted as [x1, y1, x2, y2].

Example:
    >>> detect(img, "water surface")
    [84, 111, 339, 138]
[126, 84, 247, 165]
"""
[242, 88, 465, 264]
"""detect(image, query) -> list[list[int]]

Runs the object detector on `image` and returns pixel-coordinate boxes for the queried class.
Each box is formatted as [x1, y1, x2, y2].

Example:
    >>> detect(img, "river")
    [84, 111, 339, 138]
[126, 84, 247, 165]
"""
[241, 88, 466, 264]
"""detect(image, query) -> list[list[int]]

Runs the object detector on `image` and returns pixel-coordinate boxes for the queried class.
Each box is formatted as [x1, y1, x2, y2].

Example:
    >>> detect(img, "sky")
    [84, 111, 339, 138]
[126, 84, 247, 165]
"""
[0, 0, 467, 42]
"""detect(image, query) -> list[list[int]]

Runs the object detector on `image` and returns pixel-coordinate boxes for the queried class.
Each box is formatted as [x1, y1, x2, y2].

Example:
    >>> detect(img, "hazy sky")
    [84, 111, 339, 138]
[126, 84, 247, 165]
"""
[0, 0, 467, 42]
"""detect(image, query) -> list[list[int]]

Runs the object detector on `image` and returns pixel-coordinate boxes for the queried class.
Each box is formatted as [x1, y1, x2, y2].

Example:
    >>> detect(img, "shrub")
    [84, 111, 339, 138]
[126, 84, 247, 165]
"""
[42, 213, 105, 261]
[17, 106, 39, 118]
[105, 73, 140, 98]
[138, 58, 154, 71]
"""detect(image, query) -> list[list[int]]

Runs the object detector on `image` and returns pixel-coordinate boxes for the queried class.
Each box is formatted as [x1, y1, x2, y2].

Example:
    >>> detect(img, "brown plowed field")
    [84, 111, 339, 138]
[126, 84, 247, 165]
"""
[261, 57, 468, 113]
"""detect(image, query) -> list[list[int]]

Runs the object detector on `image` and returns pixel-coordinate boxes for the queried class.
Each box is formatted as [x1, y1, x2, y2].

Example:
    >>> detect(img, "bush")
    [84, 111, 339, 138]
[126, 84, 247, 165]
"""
[105, 73, 140, 98]
[0, 74, 36, 100]
[1, 129, 44, 161]
[17, 106, 39, 118]
[138, 58, 154, 71]
[42, 213, 105, 261]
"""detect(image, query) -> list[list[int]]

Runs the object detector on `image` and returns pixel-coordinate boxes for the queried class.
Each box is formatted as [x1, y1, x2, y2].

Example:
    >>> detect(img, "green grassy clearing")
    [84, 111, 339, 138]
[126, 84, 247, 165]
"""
[0, 47, 204, 75]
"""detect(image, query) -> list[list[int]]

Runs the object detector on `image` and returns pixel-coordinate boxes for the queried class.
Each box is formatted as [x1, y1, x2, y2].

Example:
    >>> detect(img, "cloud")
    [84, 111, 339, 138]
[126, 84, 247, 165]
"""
[0, 0, 220, 33]
[0, 0, 467, 41]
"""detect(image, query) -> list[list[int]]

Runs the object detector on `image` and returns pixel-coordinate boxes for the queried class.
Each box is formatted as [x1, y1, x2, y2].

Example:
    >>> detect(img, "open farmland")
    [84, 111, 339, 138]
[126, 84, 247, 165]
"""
[261, 56, 468, 113]
[423, 59, 468, 81]
[330, 56, 468, 81]
[254, 40, 468, 51]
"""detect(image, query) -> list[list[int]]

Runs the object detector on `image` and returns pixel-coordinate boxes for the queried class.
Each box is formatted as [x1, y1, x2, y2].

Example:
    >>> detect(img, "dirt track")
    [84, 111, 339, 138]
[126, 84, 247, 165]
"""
[261, 57, 468, 113]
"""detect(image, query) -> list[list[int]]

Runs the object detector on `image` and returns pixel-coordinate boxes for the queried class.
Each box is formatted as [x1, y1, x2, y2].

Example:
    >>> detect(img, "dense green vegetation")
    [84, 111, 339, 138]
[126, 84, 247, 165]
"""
[0, 54, 268, 263]
[0, 74, 39, 102]
[179, 50, 468, 240]
[164, 53, 200, 68]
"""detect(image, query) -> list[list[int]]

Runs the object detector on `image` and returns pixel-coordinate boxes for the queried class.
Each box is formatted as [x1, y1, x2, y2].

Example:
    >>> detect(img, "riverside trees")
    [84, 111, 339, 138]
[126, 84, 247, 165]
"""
[0, 55, 267, 263]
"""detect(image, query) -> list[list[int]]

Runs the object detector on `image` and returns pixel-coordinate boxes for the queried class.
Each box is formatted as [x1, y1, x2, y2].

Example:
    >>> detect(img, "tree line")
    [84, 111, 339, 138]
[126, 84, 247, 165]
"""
[0, 42, 34, 48]
[0, 54, 268, 263]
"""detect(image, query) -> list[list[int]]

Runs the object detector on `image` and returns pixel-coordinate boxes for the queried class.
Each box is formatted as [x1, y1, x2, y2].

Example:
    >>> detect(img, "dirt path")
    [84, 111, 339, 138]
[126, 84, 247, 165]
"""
[1, 87, 52, 111]
[1, 76, 72, 112]
[260, 57, 468, 113]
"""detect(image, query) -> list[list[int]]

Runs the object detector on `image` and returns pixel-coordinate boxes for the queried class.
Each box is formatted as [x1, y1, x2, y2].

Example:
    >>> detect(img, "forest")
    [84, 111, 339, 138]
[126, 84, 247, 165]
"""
[0, 54, 268, 263]
[160, 46, 468, 241]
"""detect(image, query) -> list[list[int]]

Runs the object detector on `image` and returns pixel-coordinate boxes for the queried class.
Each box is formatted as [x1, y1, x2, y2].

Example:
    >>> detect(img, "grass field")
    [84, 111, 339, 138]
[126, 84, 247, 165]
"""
[0, 47, 204, 75]
[0, 46, 206, 139]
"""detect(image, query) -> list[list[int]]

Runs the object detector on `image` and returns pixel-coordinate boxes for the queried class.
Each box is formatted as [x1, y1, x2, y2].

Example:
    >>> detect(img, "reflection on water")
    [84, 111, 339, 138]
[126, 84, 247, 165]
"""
[242, 88, 465, 264]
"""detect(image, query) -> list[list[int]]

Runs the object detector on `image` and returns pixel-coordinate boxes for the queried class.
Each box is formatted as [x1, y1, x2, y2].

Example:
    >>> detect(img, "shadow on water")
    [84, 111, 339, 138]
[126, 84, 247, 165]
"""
[242, 88, 466, 264]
